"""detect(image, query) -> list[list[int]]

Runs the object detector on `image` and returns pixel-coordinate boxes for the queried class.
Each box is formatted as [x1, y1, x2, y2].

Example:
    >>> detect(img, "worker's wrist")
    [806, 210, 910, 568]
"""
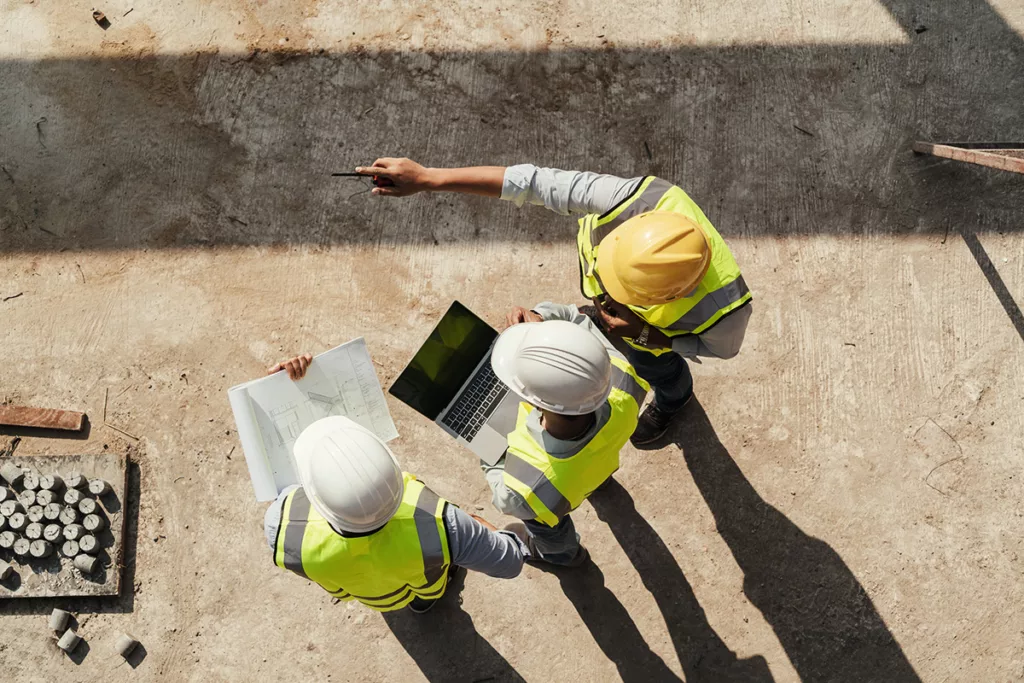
[423, 168, 447, 192]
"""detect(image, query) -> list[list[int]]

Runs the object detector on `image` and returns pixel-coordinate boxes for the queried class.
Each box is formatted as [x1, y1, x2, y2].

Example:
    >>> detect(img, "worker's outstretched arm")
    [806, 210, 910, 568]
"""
[356, 158, 642, 216]
[355, 158, 504, 198]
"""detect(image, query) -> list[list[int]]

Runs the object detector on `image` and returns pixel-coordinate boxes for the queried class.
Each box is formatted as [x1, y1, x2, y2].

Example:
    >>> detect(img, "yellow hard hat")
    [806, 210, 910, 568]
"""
[596, 211, 711, 306]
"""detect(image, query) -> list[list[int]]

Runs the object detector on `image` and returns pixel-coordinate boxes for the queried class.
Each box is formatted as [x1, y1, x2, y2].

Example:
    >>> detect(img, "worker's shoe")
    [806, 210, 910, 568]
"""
[630, 396, 691, 447]
[407, 597, 438, 614]
[563, 544, 590, 568]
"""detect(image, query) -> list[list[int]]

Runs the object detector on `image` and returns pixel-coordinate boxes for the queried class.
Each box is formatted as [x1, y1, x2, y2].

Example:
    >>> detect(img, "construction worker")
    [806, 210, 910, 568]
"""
[355, 158, 752, 445]
[482, 305, 649, 565]
[263, 366, 529, 612]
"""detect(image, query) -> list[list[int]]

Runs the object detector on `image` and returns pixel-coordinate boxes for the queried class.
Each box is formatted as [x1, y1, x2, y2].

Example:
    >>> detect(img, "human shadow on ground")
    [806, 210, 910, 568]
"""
[583, 479, 775, 683]
[381, 567, 525, 683]
[654, 399, 921, 683]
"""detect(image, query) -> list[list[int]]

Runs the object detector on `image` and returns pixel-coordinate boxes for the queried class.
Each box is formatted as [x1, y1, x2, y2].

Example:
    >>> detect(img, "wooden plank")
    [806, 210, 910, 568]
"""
[913, 141, 1024, 175]
[0, 405, 85, 431]
[921, 141, 1024, 150]
[0, 452, 128, 598]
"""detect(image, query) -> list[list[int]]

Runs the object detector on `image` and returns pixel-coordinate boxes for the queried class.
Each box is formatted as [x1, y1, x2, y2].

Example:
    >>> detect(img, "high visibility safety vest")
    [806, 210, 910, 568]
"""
[273, 473, 452, 612]
[577, 176, 752, 356]
[502, 357, 650, 527]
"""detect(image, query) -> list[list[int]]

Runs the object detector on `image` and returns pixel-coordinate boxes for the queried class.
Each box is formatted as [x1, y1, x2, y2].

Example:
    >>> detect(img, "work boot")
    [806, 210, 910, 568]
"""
[407, 597, 438, 614]
[630, 402, 683, 446]
[564, 544, 590, 568]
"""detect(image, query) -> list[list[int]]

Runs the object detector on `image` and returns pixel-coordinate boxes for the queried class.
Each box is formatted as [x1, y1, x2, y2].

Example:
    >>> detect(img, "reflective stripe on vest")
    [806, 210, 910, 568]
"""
[577, 177, 752, 356]
[273, 473, 451, 612]
[502, 358, 649, 526]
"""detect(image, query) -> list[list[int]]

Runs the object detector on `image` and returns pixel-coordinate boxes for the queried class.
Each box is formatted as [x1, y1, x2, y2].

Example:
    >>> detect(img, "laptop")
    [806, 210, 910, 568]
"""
[389, 301, 520, 465]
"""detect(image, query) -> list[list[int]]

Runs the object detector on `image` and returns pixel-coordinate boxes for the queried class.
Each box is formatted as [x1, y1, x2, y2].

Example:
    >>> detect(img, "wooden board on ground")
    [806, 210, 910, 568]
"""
[913, 141, 1024, 174]
[0, 452, 128, 598]
[0, 405, 86, 431]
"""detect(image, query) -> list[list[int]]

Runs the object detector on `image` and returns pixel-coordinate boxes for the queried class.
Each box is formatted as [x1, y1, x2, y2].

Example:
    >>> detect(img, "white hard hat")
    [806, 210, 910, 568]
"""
[491, 320, 612, 415]
[293, 416, 404, 533]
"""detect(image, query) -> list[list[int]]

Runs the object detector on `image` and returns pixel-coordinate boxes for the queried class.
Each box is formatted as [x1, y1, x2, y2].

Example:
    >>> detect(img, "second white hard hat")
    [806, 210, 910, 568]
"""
[293, 416, 404, 533]
[491, 320, 613, 415]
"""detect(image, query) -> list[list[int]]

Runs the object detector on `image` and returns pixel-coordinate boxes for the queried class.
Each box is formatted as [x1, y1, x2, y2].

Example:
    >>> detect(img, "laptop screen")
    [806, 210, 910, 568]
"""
[389, 301, 498, 420]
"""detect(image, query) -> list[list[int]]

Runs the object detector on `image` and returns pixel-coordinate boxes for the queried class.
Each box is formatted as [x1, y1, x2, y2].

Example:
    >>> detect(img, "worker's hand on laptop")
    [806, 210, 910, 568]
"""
[504, 306, 543, 328]
[268, 353, 313, 381]
[354, 158, 432, 197]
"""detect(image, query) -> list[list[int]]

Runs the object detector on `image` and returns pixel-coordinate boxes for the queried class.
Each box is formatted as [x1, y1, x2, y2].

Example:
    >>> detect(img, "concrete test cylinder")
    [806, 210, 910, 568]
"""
[61, 540, 80, 558]
[57, 629, 81, 654]
[65, 474, 87, 490]
[0, 530, 16, 549]
[63, 524, 84, 541]
[18, 490, 36, 508]
[25, 522, 43, 540]
[8, 512, 27, 532]
[115, 633, 140, 658]
[21, 471, 39, 491]
[49, 608, 71, 631]
[43, 503, 62, 521]
[88, 479, 111, 497]
[13, 537, 31, 557]
[78, 498, 97, 515]
[0, 487, 11, 503]
[59, 506, 79, 526]
[63, 489, 83, 507]
[78, 535, 97, 554]
[43, 524, 62, 542]
[73, 553, 97, 573]
[27, 505, 45, 523]
[30, 540, 53, 558]
[0, 500, 23, 516]
[39, 474, 64, 491]
[36, 489, 55, 506]
[0, 514, 6, 532]
[83, 514, 106, 532]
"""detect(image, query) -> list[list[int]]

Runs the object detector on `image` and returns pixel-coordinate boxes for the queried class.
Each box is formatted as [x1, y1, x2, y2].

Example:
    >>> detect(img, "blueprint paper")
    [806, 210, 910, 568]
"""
[228, 338, 398, 501]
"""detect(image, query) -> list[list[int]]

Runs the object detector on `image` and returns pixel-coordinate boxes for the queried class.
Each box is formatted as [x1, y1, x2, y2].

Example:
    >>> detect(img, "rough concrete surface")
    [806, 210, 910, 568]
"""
[1, 0, 1022, 681]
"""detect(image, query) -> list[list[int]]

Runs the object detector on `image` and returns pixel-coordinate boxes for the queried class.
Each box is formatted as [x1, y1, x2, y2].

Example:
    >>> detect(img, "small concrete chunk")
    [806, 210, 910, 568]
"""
[59, 506, 79, 525]
[25, 522, 43, 540]
[30, 540, 53, 558]
[8, 511, 27, 531]
[27, 505, 45, 523]
[49, 608, 71, 631]
[78, 497, 97, 515]
[0, 558, 12, 580]
[61, 540, 80, 558]
[63, 524, 84, 541]
[83, 514, 106, 532]
[44, 503, 62, 521]
[0, 499, 23, 516]
[115, 633, 139, 658]
[18, 489, 37, 507]
[66, 474, 87, 490]
[36, 489, 55, 506]
[22, 471, 40, 491]
[57, 629, 81, 653]
[39, 474, 64, 491]
[0, 530, 16, 549]
[63, 488, 83, 506]
[13, 537, 31, 556]
[88, 479, 111, 496]
[0, 462, 24, 486]
[43, 523, 63, 542]
[78, 534, 97, 553]
[73, 553, 97, 573]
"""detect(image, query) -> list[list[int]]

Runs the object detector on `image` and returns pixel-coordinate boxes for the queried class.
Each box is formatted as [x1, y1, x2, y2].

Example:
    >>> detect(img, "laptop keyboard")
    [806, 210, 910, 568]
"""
[441, 362, 509, 441]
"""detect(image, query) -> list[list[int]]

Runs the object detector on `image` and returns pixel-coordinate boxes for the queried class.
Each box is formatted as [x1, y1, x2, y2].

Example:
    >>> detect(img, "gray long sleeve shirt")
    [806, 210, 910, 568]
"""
[264, 485, 528, 580]
[500, 164, 752, 361]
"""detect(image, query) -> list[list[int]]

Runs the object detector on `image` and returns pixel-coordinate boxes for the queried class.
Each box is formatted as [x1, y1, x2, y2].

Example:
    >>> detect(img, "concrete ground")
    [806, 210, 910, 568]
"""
[2, 0, 1023, 680]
